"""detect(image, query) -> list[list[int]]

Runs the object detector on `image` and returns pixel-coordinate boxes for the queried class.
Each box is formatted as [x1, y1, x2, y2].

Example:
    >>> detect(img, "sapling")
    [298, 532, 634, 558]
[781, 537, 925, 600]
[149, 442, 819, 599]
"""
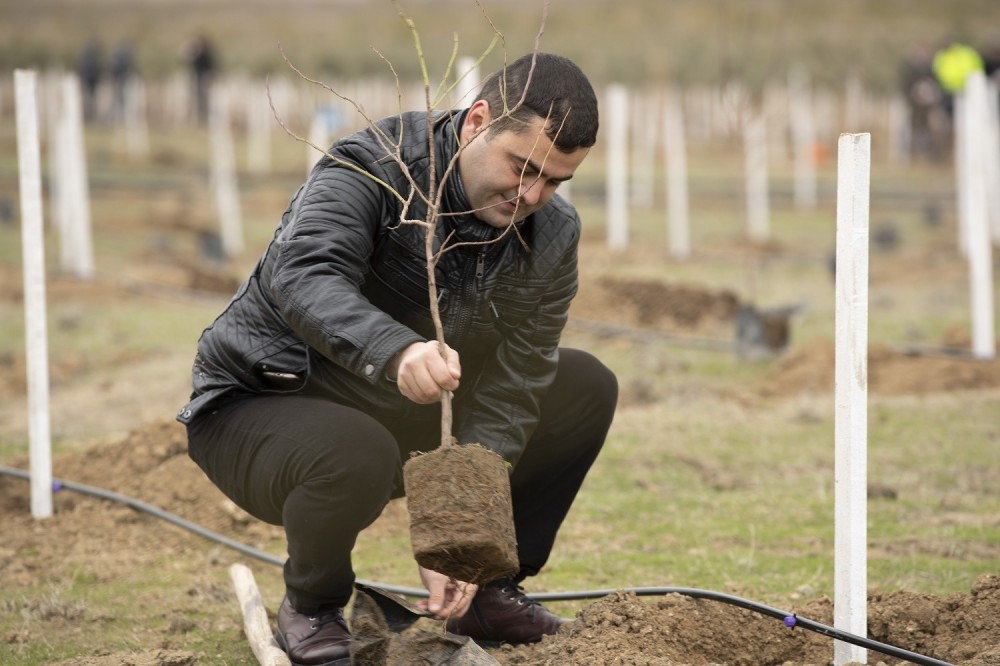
[268, 1, 561, 584]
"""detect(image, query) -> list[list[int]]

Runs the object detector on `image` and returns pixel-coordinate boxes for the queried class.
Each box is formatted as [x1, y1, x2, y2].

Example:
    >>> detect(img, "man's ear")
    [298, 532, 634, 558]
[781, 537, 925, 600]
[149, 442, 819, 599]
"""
[461, 99, 492, 142]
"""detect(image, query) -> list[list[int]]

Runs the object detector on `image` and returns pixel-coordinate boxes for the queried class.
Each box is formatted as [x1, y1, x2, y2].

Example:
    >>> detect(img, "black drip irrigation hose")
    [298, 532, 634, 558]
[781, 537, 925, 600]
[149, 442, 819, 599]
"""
[0, 465, 954, 666]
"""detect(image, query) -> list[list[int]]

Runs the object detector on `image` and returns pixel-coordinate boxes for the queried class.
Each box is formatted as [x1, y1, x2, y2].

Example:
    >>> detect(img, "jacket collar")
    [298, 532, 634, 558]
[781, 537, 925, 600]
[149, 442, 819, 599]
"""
[433, 110, 511, 245]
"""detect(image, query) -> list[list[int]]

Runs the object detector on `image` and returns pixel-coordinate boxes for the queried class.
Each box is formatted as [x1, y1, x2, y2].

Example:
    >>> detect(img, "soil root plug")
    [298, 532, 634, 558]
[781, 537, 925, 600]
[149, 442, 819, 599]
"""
[404, 443, 518, 584]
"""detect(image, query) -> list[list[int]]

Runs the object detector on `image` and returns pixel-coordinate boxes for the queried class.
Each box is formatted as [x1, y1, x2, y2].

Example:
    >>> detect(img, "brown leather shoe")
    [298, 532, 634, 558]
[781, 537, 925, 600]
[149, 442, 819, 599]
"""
[445, 579, 568, 646]
[275, 596, 351, 666]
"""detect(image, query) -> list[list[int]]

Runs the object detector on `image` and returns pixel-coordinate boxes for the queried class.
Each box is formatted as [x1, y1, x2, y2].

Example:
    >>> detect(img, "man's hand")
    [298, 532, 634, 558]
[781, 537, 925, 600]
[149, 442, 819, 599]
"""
[416, 566, 477, 620]
[388, 341, 461, 404]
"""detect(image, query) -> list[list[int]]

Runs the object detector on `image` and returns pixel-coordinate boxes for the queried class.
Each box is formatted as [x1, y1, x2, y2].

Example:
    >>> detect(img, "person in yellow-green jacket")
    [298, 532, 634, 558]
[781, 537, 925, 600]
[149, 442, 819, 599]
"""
[932, 40, 985, 118]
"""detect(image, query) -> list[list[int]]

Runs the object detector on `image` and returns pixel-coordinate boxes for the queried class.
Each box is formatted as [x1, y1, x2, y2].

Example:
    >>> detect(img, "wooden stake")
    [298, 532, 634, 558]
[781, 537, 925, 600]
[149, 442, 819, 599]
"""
[886, 94, 911, 166]
[630, 90, 656, 209]
[743, 112, 770, 243]
[123, 76, 150, 160]
[42, 71, 70, 271]
[833, 132, 870, 666]
[962, 71, 997, 360]
[454, 56, 481, 108]
[663, 89, 690, 259]
[229, 563, 292, 666]
[247, 78, 272, 175]
[306, 106, 330, 173]
[954, 92, 969, 257]
[789, 65, 818, 210]
[606, 83, 629, 250]
[60, 73, 95, 279]
[209, 83, 244, 258]
[985, 78, 1000, 245]
[15, 69, 54, 520]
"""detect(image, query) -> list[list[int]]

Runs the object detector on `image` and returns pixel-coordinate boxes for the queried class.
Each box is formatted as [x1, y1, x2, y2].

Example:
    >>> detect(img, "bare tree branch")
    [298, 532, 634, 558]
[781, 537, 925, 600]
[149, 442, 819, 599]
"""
[268, 1, 558, 447]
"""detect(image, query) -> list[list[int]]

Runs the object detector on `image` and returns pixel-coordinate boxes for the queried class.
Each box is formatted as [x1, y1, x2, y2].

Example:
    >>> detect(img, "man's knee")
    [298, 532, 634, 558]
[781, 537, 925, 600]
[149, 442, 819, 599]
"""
[560, 348, 618, 418]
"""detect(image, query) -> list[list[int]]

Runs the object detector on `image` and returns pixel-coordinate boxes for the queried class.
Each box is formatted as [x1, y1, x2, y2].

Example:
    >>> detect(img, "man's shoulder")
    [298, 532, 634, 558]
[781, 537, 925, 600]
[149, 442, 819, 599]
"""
[318, 112, 425, 182]
[524, 193, 580, 254]
[330, 110, 438, 166]
[366, 110, 440, 140]
[540, 193, 581, 233]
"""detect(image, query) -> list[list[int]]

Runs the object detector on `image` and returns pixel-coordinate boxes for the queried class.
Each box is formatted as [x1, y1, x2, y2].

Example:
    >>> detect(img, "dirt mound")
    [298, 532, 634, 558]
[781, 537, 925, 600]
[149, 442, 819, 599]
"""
[573, 275, 741, 331]
[496, 578, 1000, 665]
[0, 420, 404, 594]
[761, 337, 1000, 397]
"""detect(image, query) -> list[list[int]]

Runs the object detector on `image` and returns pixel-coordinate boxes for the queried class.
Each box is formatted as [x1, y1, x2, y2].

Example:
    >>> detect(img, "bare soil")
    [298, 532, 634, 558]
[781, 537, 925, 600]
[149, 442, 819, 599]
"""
[2, 419, 999, 665]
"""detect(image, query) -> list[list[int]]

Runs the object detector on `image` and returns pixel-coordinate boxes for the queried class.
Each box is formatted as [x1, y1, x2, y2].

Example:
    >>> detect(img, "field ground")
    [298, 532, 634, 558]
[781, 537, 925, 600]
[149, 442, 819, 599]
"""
[1, 17, 999, 663]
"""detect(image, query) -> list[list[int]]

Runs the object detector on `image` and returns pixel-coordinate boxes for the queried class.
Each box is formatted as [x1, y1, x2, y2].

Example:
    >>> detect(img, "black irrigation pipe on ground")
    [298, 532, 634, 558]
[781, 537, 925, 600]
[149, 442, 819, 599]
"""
[0, 465, 955, 666]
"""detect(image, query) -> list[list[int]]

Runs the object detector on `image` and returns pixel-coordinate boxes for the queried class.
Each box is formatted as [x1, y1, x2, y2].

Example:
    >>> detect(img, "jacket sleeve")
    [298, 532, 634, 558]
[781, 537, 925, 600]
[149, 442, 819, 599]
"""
[268, 153, 425, 383]
[452, 223, 579, 467]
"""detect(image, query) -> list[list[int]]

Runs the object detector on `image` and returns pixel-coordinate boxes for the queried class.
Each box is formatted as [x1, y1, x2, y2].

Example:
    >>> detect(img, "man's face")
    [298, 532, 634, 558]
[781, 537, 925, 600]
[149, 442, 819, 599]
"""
[458, 101, 590, 229]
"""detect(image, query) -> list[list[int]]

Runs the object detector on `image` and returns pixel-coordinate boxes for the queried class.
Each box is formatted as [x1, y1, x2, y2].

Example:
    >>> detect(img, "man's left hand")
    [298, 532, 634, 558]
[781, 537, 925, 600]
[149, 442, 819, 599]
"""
[416, 566, 478, 620]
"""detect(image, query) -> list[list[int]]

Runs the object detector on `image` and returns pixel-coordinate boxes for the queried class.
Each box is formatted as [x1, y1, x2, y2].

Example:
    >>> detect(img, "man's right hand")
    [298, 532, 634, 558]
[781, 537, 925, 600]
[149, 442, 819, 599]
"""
[388, 341, 461, 404]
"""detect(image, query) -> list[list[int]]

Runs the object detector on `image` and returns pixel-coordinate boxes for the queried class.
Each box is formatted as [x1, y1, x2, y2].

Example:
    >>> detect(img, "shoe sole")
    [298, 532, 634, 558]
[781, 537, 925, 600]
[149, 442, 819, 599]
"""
[274, 629, 351, 666]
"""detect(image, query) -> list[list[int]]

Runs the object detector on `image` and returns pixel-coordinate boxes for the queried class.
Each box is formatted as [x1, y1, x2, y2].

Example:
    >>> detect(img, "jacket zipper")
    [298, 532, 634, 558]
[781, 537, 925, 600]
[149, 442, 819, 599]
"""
[475, 251, 485, 284]
[452, 248, 487, 347]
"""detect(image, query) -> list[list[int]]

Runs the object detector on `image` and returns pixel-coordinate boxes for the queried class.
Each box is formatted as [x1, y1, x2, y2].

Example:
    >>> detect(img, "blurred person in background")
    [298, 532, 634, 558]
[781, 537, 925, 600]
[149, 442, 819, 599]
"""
[77, 38, 103, 123]
[110, 39, 135, 124]
[900, 42, 946, 161]
[178, 52, 617, 666]
[932, 38, 985, 120]
[186, 34, 216, 124]
[981, 38, 1000, 84]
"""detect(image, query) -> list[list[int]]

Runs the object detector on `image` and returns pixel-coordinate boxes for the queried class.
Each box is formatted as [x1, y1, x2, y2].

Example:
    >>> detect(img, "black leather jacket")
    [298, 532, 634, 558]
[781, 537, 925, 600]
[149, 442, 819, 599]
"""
[176, 110, 580, 465]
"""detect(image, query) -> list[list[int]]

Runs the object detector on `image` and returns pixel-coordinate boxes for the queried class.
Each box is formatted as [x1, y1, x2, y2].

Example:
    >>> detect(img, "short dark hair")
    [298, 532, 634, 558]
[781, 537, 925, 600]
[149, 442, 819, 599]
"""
[475, 52, 599, 152]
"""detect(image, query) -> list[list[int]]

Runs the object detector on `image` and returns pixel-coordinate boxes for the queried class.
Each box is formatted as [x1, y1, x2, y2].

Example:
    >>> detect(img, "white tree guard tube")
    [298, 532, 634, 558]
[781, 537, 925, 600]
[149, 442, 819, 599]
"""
[833, 132, 871, 666]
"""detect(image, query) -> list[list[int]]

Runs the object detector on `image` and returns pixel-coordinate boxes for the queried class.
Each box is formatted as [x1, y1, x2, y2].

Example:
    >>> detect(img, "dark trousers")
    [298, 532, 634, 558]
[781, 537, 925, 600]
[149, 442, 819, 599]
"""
[186, 348, 617, 613]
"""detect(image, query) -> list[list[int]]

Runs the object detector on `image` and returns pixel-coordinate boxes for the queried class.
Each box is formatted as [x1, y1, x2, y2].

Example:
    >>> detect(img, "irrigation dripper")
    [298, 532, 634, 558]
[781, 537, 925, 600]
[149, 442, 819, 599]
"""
[0, 465, 957, 666]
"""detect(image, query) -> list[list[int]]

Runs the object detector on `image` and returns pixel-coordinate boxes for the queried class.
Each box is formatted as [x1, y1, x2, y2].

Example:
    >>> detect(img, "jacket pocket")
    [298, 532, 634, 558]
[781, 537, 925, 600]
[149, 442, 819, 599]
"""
[487, 278, 545, 333]
[250, 338, 310, 392]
